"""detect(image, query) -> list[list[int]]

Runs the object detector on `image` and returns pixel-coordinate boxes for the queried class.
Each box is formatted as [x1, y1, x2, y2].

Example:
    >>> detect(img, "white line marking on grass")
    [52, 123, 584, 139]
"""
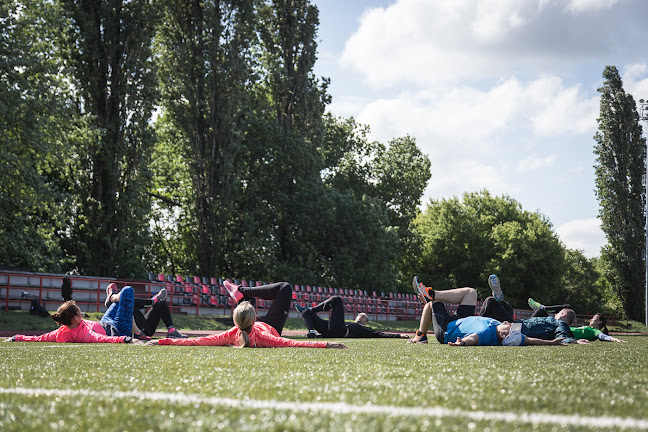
[1, 387, 647, 429]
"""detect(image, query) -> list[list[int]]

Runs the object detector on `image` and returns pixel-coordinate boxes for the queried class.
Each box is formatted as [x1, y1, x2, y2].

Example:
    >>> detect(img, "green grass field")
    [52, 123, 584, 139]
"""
[1, 335, 647, 431]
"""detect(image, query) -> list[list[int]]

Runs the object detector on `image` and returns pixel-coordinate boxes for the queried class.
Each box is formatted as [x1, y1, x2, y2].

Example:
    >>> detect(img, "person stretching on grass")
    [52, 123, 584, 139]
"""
[147, 281, 346, 348]
[295, 296, 409, 339]
[3, 301, 136, 344]
[103, 283, 186, 340]
[527, 300, 625, 343]
[410, 276, 565, 346]
[476, 275, 585, 344]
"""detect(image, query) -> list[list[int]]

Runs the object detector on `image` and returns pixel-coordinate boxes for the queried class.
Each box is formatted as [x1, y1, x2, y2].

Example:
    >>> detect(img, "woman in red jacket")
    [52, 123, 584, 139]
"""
[4, 301, 134, 344]
[149, 300, 346, 349]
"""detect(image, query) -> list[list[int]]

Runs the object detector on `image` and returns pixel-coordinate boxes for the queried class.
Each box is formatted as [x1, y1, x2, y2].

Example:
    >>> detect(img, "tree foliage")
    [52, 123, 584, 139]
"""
[153, 0, 255, 276]
[57, 0, 159, 278]
[3, 0, 618, 310]
[413, 191, 566, 307]
[0, 0, 72, 272]
[594, 65, 646, 321]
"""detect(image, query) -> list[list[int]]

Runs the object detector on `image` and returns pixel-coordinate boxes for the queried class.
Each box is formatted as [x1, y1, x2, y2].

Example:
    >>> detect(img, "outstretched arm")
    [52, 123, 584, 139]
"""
[597, 333, 626, 342]
[524, 336, 566, 346]
[448, 333, 479, 346]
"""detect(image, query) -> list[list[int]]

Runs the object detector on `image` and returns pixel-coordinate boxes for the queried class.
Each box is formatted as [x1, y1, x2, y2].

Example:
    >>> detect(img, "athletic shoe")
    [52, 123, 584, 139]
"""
[153, 288, 168, 304]
[528, 298, 544, 312]
[294, 304, 309, 314]
[223, 280, 244, 302]
[408, 332, 428, 343]
[166, 329, 188, 338]
[104, 283, 117, 308]
[488, 274, 504, 302]
[134, 332, 152, 341]
[306, 330, 319, 339]
[412, 276, 435, 304]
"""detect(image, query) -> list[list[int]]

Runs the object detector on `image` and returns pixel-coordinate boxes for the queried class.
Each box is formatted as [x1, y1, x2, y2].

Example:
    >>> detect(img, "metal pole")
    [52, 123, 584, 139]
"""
[641, 99, 648, 329]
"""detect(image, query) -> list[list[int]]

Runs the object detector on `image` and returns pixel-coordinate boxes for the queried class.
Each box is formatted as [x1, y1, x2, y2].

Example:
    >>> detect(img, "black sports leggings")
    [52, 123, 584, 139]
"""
[479, 296, 515, 323]
[301, 296, 347, 338]
[133, 299, 175, 337]
[239, 282, 293, 335]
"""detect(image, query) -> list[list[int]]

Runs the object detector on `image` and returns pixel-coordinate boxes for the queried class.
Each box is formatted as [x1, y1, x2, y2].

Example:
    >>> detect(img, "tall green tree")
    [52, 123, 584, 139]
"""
[594, 65, 646, 322]
[413, 191, 566, 307]
[246, 0, 329, 277]
[59, 0, 158, 278]
[559, 249, 604, 315]
[0, 0, 72, 271]
[154, 0, 255, 276]
[321, 116, 431, 289]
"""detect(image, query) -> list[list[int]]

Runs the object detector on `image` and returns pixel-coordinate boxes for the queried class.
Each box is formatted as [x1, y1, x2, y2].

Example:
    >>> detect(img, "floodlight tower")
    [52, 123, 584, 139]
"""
[640, 98, 648, 328]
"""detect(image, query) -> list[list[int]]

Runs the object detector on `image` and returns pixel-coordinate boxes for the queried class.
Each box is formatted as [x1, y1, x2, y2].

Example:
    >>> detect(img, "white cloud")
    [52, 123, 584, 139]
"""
[423, 159, 517, 202]
[332, 75, 598, 154]
[622, 64, 648, 105]
[565, 0, 618, 15]
[340, 0, 648, 87]
[516, 155, 556, 173]
[556, 218, 606, 258]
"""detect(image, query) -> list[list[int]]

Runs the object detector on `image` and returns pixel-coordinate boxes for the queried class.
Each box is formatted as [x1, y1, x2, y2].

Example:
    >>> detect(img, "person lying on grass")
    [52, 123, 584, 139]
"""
[527, 300, 626, 343]
[476, 275, 587, 344]
[294, 295, 409, 339]
[146, 301, 346, 348]
[410, 277, 565, 346]
[3, 301, 138, 344]
[104, 283, 187, 340]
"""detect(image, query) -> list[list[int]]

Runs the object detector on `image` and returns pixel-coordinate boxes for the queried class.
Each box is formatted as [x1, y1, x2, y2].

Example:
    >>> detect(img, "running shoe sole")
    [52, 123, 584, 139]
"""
[412, 276, 434, 304]
[488, 274, 504, 302]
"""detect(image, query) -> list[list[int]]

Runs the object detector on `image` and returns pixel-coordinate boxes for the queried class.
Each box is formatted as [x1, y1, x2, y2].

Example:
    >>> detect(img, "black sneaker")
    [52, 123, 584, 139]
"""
[295, 304, 309, 314]
[306, 330, 319, 338]
[167, 329, 188, 338]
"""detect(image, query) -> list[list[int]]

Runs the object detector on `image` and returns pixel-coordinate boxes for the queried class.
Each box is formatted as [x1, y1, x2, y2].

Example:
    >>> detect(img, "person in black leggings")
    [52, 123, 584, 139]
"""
[224, 281, 293, 335]
[132, 292, 187, 339]
[296, 296, 407, 339]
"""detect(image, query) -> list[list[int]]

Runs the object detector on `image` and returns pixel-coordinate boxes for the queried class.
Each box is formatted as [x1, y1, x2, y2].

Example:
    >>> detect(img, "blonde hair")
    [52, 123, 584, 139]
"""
[355, 313, 369, 323]
[232, 301, 256, 347]
[51, 301, 80, 326]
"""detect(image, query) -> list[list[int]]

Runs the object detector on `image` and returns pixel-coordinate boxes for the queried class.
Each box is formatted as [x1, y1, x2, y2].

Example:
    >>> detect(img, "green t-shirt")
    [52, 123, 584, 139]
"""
[569, 326, 601, 341]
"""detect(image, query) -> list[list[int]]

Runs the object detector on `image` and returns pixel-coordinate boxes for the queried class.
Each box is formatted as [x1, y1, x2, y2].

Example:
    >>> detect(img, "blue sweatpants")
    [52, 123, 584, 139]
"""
[101, 286, 135, 336]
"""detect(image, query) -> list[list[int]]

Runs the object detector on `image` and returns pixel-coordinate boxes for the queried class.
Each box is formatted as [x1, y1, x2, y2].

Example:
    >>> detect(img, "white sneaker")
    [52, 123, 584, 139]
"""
[488, 275, 504, 302]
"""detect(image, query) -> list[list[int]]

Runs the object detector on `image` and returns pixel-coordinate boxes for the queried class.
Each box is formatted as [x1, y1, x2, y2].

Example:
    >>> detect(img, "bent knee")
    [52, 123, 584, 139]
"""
[330, 296, 343, 305]
[278, 282, 293, 293]
[463, 288, 478, 304]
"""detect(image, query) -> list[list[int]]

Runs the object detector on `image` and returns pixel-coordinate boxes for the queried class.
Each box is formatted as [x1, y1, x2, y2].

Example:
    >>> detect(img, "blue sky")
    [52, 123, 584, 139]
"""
[312, 0, 648, 258]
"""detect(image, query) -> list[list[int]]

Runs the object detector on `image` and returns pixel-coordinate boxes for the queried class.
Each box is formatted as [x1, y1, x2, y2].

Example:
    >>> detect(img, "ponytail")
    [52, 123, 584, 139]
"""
[232, 301, 256, 348]
[238, 328, 250, 348]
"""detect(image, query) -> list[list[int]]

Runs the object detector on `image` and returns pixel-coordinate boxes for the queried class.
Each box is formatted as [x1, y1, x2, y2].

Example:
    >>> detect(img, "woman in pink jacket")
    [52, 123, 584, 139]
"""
[4, 301, 134, 344]
[148, 301, 346, 349]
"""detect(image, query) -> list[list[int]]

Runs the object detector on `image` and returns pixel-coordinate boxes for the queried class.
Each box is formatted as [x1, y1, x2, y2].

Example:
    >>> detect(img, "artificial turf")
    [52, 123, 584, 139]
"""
[1, 336, 647, 431]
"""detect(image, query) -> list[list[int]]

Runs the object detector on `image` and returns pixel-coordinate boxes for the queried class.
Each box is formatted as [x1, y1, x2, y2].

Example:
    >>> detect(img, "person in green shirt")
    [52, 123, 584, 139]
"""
[529, 300, 626, 343]
[569, 313, 625, 343]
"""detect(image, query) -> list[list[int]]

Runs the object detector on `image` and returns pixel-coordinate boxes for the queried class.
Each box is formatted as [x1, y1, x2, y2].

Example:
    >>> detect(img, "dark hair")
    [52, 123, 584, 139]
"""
[51, 301, 80, 326]
[592, 312, 609, 334]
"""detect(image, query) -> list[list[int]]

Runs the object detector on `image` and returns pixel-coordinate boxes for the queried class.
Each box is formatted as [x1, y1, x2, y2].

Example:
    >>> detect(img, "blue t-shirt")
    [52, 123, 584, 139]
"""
[444, 316, 501, 346]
